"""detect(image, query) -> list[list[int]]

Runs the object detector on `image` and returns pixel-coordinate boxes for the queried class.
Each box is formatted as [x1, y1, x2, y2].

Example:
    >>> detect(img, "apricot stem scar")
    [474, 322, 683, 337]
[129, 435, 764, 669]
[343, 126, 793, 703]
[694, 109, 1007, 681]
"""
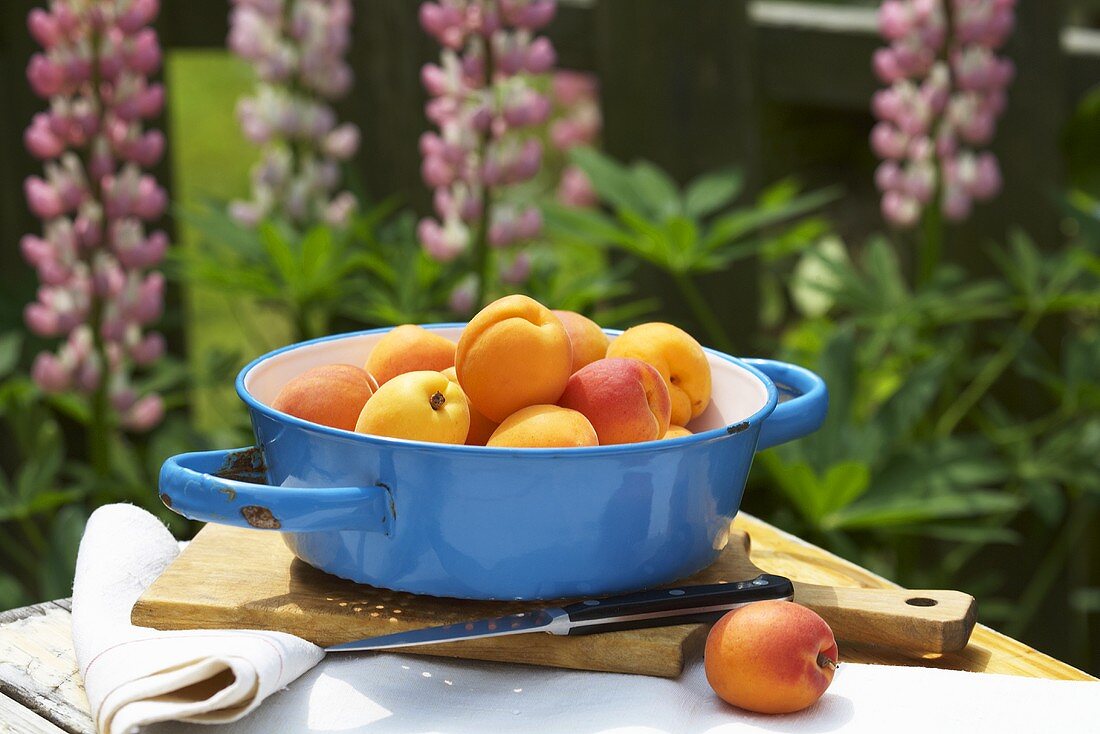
[817, 653, 839, 671]
[430, 391, 446, 410]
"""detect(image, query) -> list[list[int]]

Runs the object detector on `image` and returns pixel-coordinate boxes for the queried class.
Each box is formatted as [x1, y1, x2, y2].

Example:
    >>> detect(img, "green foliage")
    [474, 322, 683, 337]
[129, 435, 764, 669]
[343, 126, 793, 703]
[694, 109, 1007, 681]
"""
[539, 150, 1100, 663]
[175, 197, 642, 334]
[173, 199, 449, 340]
[547, 148, 835, 277]
[752, 222, 1100, 643]
[0, 330, 243, 611]
[544, 147, 835, 350]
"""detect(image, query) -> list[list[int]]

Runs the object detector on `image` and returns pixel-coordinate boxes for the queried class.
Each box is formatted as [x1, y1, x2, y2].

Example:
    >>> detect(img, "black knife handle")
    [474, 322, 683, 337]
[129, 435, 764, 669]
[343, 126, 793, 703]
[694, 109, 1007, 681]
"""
[560, 575, 794, 635]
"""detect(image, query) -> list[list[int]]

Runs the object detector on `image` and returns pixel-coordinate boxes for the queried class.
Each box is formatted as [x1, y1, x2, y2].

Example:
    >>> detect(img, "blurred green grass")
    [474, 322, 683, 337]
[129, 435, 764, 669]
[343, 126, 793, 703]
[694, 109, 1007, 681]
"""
[165, 51, 291, 430]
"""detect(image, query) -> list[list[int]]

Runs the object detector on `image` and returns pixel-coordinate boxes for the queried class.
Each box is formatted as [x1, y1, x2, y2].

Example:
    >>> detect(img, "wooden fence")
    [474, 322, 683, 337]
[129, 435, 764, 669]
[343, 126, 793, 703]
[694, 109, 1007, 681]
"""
[0, 0, 1096, 346]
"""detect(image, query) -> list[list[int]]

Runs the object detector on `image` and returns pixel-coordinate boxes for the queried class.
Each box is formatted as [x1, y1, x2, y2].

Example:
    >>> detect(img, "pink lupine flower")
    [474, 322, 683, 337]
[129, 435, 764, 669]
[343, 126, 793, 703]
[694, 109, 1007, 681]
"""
[122, 393, 164, 431]
[418, 0, 558, 300]
[548, 70, 601, 208]
[229, 0, 360, 230]
[871, 0, 1015, 227]
[448, 275, 478, 314]
[20, 0, 168, 430]
[500, 251, 531, 284]
[418, 217, 469, 262]
[31, 352, 71, 393]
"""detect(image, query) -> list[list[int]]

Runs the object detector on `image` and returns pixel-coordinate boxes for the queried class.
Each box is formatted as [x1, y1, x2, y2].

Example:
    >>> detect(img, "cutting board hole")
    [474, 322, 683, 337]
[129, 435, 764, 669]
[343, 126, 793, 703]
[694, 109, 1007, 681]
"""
[906, 597, 938, 607]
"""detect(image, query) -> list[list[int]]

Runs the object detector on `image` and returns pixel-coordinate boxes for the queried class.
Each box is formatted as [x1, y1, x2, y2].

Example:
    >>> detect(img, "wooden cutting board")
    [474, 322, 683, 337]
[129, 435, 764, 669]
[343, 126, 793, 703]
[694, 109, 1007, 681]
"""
[132, 515, 975, 678]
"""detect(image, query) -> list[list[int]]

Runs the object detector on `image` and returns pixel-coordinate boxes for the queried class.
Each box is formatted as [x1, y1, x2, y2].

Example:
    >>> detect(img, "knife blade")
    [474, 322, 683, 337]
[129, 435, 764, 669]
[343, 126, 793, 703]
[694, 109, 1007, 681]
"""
[325, 573, 794, 653]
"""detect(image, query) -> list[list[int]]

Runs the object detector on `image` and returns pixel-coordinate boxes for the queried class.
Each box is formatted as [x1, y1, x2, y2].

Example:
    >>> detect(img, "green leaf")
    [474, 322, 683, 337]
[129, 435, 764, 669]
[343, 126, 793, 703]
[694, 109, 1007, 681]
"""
[1070, 587, 1100, 613]
[664, 216, 700, 272]
[818, 461, 872, 516]
[0, 332, 23, 379]
[789, 236, 850, 317]
[616, 208, 674, 267]
[684, 169, 744, 219]
[541, 201, 628, 245]
[174, 201, 263, 258]
[108, 439, 147, 499]
[629, 160, 680, 220]
[258, 222, 300, 288]
[1020, 479, 1065, 526]
[759, 454, 820, 522]
[886, 524, 1020, 545]
[0, 573, 28, 610]
[861, 237, 909, 304]
[15, 420, 63, 500]
[43, 392, 92, 424]
[20, 488, 86, 519]
[759, 454, 870, 526]
[870, 437, 1012, 500]
[300, 225, 336, 289]
[37, 505, 88, 600]
[702, 186, 838, 251]
[874, 354, 949, 442]
[569, 147, 651, 215]
[827, 491, 1021, 529]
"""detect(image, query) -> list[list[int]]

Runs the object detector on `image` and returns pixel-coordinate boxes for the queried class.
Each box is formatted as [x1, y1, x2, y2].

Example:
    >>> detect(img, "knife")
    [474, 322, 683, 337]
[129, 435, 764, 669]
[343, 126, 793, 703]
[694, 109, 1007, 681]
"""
[325, 574, 794, 652]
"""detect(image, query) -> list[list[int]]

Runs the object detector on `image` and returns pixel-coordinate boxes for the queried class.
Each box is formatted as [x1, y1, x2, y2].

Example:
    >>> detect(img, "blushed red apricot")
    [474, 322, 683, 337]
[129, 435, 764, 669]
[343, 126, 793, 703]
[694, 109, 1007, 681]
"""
[607, 322, 712, 426]
[557, 357, 671, 445]
[272, 364, 377, 432]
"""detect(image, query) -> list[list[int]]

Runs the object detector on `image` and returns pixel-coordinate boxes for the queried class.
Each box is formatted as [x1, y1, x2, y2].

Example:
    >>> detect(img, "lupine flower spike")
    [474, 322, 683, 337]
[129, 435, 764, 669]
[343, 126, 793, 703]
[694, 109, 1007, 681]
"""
[22, 0, 168, 431]
[229, 0, 360, 229]
[418, 0, 557, 305]
[871, 0, 1015, 227]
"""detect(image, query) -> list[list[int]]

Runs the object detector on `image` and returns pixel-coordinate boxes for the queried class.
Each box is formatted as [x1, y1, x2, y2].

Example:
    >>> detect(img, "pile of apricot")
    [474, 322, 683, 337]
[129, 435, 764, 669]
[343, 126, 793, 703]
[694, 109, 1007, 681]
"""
[272, 294, 713, 448]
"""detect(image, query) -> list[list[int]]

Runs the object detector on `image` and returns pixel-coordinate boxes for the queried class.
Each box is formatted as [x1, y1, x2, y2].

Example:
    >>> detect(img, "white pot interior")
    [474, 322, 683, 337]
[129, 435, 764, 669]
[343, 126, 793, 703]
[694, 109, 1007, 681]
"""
[243, 326, 770, 433]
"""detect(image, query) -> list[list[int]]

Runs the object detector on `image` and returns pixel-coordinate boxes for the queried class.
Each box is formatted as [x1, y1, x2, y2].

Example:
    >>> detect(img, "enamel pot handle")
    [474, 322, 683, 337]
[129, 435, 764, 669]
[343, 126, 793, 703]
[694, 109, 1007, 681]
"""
[159, 447, 395, 533]
[745, 359, 829, 451]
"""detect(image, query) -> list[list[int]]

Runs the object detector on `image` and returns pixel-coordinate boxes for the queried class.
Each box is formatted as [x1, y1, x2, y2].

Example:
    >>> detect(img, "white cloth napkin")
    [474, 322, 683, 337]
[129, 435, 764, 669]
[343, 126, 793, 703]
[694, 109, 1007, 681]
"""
[73, 504, 1099, 734]
[71, 504, 324, 734]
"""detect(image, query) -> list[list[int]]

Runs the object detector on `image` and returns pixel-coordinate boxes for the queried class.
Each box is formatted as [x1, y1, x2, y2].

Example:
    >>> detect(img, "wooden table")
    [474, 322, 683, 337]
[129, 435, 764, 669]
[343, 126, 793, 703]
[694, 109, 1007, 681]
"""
[0, 514, 1092, 733]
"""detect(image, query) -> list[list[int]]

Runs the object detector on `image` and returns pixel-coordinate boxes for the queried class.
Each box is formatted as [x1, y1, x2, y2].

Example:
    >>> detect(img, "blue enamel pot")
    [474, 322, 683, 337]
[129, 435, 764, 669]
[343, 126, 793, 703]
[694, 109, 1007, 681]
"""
[159, 324, 827, 601]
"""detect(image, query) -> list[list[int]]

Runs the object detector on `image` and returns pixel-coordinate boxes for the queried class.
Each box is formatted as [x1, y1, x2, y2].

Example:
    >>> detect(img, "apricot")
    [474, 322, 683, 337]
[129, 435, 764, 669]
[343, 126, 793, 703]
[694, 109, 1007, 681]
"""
[705, 601, 838, 714]
[272, 364, 377, 432]
[607, 322, 712, 426]
[365, 324, 456, 386]
[552, 310, 610, 374]
[456, 295, 573, 423]
[354, 370, 469, 444]
[557, 357, 671, 445]
[487, 405, 598, 448]
[441, 366, 499, 446]
[663, 425, 692, 439]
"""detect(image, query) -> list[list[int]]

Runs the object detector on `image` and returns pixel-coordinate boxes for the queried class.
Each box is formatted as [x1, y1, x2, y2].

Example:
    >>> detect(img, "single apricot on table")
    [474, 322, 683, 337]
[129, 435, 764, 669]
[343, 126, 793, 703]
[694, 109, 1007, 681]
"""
[355, 370, 470, 444]
[705, 600, 838, 715]
[456, 295, 573, 423]
[272, 364, 377, 432]
[365, 324, 456, 386]
[557, 357, 671, 445]
[487, 405, 598, 448]
[552, 310, 610, 374]
[441, 366, 499, 445]
[607, 322, 712, 426]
